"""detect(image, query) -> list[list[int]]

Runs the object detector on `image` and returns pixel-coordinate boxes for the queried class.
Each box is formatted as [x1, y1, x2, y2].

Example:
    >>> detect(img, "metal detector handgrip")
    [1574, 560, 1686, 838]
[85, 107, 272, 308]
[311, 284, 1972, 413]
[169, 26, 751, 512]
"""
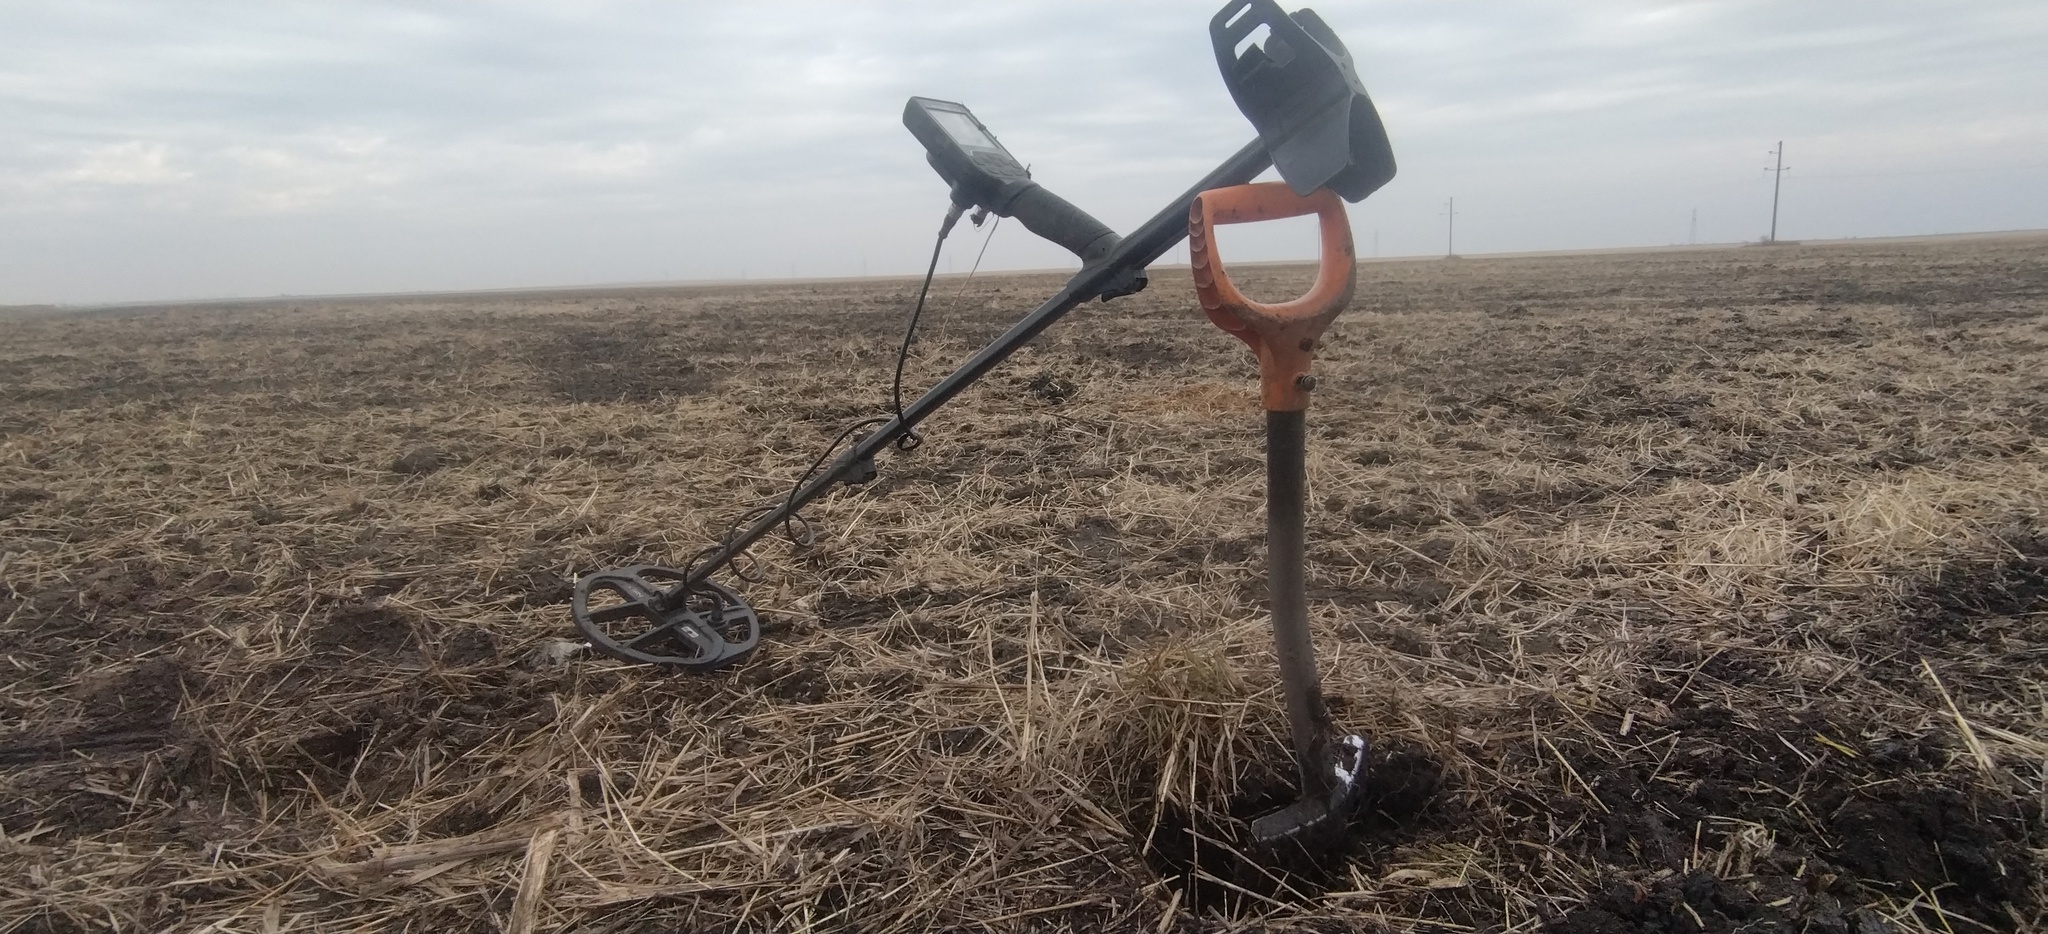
[1006, 185, 1120, 265]
[1188, 181, 1355, 411]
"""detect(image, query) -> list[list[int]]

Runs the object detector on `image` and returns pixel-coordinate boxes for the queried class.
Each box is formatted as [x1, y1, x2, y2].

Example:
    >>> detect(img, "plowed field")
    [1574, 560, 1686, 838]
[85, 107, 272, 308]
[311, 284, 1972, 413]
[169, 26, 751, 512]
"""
[3, 233, 2044, 932]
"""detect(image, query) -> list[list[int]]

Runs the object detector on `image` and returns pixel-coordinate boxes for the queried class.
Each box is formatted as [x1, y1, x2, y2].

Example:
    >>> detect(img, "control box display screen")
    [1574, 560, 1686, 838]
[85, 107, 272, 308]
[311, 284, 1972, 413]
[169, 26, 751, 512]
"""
[932, 109, 996, 149]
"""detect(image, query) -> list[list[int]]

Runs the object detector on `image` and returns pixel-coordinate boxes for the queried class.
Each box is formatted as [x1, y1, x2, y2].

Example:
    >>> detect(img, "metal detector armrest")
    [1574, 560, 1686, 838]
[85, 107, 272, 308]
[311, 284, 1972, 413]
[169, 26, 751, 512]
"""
[1211, 0, 1396, 201]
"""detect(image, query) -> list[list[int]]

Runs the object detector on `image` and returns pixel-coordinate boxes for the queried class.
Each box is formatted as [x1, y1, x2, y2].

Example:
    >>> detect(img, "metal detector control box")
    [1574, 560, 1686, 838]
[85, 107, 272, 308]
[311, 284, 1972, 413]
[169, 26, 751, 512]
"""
[903, 97, 1033, 212]
[903, 97, 1126, 273]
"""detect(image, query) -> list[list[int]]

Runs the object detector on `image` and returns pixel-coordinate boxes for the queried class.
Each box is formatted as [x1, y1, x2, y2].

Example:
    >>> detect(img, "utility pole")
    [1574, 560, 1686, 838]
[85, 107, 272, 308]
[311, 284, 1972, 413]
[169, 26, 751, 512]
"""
[1372, 229, 1379, 258]
[1442, 197, 1457, 258]
[1765, 142, 1790, 244]
[1689, 208, 1697, 245]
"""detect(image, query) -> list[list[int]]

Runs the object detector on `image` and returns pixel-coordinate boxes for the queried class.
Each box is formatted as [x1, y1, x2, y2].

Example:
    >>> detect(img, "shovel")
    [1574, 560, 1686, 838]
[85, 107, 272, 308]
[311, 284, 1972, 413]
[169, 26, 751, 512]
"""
[1188, 180, 1369, 847]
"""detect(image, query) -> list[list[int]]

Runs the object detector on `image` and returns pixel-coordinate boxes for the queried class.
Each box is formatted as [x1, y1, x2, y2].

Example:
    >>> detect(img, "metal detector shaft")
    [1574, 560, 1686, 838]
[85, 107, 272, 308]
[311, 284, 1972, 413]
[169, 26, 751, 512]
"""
[665, 139, 1275, 599]
[1266, 408, 1333, 795]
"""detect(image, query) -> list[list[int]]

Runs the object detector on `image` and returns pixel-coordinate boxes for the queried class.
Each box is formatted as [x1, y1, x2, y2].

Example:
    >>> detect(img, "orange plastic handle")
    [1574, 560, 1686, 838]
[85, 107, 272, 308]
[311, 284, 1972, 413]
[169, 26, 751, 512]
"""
[1188, 182, 1356, 411]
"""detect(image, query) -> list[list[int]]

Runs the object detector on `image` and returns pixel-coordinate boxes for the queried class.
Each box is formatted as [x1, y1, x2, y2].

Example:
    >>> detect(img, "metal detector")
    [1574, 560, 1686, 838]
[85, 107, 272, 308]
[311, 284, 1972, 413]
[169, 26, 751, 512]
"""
[569, 0, 1395, 845]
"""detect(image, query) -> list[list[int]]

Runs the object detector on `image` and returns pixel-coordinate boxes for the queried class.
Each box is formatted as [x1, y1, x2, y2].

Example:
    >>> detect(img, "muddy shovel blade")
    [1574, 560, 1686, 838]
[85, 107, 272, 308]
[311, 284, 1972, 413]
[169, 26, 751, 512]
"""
[1251, 734, 1368, 846]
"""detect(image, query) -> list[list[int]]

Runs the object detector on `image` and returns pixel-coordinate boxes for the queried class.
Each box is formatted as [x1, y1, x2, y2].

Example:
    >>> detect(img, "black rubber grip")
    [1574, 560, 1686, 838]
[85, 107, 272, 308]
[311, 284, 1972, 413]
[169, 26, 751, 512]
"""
[1005, 183, 1120, 265]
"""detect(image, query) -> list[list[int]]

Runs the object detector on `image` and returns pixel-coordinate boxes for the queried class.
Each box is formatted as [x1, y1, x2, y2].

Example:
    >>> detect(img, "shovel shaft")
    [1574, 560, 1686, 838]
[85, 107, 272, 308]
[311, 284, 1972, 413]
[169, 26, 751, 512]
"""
[1266, 408, 1332, 794]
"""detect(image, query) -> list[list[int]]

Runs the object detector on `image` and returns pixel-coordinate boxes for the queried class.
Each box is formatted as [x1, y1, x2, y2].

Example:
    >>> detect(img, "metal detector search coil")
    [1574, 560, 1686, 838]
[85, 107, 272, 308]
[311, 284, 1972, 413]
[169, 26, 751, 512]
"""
[573, 565, 760, 670]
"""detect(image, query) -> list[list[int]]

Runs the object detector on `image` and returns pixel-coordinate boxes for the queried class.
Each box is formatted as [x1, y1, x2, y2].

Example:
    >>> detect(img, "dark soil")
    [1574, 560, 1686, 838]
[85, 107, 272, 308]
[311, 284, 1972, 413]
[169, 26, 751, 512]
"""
[436, 628, 499, 667]
[79, 657, 194, 728]
[1139, 740, 1448, 917]
[1903, 530, 2047, 646]
[390, 445, 450, 475]
[310, 601, 419, 656]
[1534, 705, 2038, 931]
[1547, 872, 1890, 934]
[528, 321, 729, 403]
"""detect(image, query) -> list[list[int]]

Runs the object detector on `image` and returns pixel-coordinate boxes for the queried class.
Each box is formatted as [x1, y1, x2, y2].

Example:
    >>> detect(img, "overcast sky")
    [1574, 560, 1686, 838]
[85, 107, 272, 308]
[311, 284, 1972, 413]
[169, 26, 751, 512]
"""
[3, 0, 2045, 306]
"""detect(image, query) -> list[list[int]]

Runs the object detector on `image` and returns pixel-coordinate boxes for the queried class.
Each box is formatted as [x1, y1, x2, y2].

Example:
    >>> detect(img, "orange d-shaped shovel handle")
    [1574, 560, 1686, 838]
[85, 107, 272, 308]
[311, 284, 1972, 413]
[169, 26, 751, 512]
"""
[1188, 182, 1356, 412]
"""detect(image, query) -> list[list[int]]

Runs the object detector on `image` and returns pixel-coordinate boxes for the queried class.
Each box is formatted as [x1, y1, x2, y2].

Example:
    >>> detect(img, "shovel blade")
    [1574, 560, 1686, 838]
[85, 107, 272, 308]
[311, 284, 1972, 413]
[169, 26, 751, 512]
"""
[1250, 734, 1369, 848]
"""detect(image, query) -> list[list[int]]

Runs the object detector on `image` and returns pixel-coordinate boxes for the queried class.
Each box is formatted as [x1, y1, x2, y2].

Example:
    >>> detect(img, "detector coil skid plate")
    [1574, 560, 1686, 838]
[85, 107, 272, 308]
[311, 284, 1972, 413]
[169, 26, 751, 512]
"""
[572, 565, 760, 671]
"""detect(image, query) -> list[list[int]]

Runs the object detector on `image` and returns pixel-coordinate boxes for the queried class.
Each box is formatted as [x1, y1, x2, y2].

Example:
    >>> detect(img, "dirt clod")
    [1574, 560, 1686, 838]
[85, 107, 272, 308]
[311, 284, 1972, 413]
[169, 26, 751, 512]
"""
[436, 629, 498, 667]
[391, 445, 448, 474]
[80, 657, 192, 729]
[1546, 872, 1865, 934]
[310, 601, 418, 655]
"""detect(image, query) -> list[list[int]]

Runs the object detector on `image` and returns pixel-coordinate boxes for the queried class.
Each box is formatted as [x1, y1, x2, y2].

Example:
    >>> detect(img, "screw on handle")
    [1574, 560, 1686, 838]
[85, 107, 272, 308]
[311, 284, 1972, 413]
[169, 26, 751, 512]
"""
[1187, 182, 1356, 411]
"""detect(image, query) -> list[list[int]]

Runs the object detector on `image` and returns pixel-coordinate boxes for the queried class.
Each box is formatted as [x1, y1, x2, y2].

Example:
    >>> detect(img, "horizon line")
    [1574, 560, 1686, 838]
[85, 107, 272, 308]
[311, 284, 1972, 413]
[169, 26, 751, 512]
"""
[8, 226, 2044, 314]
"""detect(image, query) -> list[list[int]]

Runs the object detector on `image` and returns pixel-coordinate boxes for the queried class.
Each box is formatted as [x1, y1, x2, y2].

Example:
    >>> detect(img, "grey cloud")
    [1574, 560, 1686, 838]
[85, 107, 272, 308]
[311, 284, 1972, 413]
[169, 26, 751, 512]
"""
[2, 0, 2044, 304]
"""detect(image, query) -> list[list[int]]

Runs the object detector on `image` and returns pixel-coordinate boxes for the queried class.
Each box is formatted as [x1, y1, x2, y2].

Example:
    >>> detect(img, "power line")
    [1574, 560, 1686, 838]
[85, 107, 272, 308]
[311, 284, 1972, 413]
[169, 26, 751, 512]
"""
[1765, 141, 1791, 243]
[1441, 196, 1458, 258]
[1795, 161, 2048, 180]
